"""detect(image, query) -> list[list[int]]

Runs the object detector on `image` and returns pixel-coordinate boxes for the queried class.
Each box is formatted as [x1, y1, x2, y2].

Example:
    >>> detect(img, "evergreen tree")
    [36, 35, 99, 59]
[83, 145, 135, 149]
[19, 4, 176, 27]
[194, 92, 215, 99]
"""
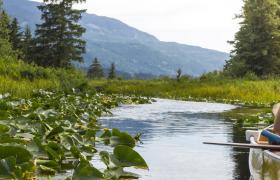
[225, 0, 280, 77]
[0, 8, 13, 58]
[22, 25, 34, 63]
[87, 58, 104, 79]
[176, 68, 182, 82]
[34, 0, 86, 67]
[9, 18, 23, 51]
[108, 62, 116, 79]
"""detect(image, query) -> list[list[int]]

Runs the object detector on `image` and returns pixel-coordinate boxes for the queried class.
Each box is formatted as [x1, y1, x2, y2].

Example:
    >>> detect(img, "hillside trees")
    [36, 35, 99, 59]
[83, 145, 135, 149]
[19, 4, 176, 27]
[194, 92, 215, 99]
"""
[87, 58, 104, 79]
[108, 62, 116, 79]
[9, 18, 23, 52]
[21, 25, 34, 63]
[34, 0, 86, 68]
[225, 0, 280, 77]
[176, 68, 182, 82]
[0, 3, 14, 58]
[0, 11, 10, 43]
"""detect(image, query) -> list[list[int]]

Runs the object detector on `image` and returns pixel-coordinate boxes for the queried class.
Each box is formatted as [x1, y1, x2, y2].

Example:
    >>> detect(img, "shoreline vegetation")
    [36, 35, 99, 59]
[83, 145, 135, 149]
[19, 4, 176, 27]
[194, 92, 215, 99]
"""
[1, 0, 280, 178]
[90, 78, 278, 126]
[90, 77, 280, 107]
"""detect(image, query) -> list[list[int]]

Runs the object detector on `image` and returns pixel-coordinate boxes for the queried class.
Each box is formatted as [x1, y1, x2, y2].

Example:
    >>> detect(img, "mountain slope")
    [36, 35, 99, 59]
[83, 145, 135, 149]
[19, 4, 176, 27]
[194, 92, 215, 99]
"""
[3, 0, 229, 76]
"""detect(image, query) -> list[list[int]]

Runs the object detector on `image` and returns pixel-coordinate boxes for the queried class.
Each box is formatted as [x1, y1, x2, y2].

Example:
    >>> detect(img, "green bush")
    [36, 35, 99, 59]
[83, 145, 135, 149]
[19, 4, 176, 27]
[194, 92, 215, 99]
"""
[243, 71, 259, 81]
[0, 57, 87, 97]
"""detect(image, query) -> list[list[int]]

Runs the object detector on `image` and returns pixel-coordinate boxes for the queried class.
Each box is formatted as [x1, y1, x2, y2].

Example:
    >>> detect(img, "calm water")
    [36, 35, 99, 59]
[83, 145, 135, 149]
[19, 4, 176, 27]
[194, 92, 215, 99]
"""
[100, 99, 251, 180]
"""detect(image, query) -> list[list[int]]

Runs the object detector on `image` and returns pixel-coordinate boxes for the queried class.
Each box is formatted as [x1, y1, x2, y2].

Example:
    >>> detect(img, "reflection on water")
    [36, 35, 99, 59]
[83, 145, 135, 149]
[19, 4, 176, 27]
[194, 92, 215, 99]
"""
[100, 99, 250, 180]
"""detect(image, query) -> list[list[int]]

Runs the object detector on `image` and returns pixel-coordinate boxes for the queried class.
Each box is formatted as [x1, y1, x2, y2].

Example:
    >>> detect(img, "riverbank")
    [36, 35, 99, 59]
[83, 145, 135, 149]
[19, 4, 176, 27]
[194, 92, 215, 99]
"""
[89, 79, 279, 126]
[90, 79, 280, 107]
[0, 58, 87, 97]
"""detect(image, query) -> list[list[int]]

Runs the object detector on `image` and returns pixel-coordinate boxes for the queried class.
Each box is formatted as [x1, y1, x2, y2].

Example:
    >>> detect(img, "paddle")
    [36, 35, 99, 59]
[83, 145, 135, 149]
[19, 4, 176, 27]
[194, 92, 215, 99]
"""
[203, 142, 280, 150]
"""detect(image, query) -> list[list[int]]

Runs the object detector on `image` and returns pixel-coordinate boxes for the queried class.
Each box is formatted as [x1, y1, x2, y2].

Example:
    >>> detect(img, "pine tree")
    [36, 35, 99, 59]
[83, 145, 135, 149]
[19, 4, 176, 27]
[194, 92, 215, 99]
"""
[176, 68, 182, 82]
[9, 18, 23, 51]
[87, 58, 104, 79]
[108, 62, 116, 79]
[225, 0, 280, 77]
[22, 25, 34, 63]
[0, 8, 13, 58]
[34, 0, 86, 67]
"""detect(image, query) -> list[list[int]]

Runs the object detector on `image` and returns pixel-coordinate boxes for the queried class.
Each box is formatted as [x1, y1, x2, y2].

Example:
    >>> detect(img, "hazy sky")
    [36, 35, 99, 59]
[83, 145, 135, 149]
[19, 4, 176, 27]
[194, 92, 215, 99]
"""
[33, 0, 244, 52]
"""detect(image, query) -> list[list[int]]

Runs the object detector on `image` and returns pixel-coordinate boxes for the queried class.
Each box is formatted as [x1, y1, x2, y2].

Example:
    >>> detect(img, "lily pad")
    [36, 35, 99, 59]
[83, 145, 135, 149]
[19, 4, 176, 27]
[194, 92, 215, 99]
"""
[113, 145, 148, 169]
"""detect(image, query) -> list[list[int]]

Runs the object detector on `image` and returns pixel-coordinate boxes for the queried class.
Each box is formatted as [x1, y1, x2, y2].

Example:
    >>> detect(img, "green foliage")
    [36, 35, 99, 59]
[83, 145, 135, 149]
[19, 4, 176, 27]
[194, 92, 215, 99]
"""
[200, 71, 226, 82]
[0, 90, 149, 179]
[176, 68, 182, 82]
[113, 145, 148, 169]
[21, 25, 34, 63]
[87, 58, 104, 79]
[222, 107, 274, 126]
[108, 62, 116, 79]
[243, 71, 259, 81]
[225, 0, 280, 77]
[0, 57, 87, 97]
[90, 78, 280, 107]
[34, 0, 86, 67]
[9, 18, 23, 52]
[0, 10, 14, 58]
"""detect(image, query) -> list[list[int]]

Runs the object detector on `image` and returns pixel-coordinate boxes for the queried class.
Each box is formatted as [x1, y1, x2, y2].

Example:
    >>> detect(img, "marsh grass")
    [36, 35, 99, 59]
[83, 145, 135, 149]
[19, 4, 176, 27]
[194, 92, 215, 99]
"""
[0, 57, 87, 97]
[90, 79, 280, 107]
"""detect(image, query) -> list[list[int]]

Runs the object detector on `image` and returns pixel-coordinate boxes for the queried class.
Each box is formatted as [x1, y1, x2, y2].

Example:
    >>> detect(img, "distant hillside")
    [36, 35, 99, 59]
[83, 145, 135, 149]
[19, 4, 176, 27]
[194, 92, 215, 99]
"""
[4, 0, 229, 77]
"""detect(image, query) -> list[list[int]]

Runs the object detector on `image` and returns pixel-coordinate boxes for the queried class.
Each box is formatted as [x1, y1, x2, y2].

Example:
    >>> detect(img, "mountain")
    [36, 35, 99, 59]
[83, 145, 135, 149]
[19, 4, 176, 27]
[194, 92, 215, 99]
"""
[3, 0, 229, 77]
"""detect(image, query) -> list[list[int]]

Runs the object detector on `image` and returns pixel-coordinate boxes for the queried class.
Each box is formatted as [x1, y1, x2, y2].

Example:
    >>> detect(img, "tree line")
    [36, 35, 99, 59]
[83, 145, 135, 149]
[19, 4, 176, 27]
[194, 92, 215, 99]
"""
[87, 58, 117, 79]
[225, 0, 280, 78]
[0, 0, 117, 79]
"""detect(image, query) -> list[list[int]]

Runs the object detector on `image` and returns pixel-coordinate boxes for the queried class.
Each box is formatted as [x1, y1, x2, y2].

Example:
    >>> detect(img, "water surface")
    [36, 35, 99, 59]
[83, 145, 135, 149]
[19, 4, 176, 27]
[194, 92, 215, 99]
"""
[100, 99, 250, 180]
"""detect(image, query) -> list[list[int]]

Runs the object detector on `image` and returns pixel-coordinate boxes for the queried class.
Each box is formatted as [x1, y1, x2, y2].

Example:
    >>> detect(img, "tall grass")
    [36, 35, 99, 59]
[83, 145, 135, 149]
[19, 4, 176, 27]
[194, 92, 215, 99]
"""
[90, 79, 280, 106]
[0, 57, 87, 97]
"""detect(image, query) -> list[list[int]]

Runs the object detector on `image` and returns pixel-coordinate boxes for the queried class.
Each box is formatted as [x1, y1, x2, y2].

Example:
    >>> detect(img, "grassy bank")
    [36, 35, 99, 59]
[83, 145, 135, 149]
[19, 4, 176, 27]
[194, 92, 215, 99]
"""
[0, 57, 87, 97]
[90, 79, 280, 107]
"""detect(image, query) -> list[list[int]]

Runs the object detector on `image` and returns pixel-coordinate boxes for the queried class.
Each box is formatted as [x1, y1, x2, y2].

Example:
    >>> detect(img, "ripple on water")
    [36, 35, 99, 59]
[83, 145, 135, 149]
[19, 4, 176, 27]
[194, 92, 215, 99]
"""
[100, 99, 249, 180]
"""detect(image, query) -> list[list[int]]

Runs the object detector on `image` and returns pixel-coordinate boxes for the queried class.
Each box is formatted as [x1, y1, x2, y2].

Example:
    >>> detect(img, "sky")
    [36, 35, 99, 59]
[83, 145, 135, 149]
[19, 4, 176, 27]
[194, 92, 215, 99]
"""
[34, 0, 244, 53]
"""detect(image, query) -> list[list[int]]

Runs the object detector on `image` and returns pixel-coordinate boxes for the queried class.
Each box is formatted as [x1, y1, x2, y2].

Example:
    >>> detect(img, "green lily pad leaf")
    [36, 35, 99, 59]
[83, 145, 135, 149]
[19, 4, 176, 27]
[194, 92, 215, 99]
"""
[104, 167, 139, 180]
[39, 165, 56, 175]
[44, 146, 60, 161]
[0, 145, 32, 164]
[0, 124, 9, 133]
[0, 156, 34, 178]
[36, 159, 59, 170]
[0, 156, 16, 175]
[61, 135, 75, 150]
[0, 110, 9, 120]
[110, 129, 135, 148]
[113, 145, 148, 169]
[73, 159, 103, 180]
[0, 134, 28, 144]
[71, 146, 81, 159]
[46, 126, 64, 139]
[100, 129, 111, 138]
[99, 151, 110, 167]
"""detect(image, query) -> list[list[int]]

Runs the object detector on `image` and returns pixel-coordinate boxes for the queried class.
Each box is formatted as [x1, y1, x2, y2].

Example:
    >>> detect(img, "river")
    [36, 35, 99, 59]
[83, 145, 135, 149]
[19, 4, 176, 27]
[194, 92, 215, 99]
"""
[100, 99, 251, 180]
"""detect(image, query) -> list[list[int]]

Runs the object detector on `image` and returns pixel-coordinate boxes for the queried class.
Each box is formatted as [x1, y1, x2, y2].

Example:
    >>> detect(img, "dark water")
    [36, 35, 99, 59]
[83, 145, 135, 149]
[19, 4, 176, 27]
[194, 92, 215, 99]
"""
[100, 99, 251, 180]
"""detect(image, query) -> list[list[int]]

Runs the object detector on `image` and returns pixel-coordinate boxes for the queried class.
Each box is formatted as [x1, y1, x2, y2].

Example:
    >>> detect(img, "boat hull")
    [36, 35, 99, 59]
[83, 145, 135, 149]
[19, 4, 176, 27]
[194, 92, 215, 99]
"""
[248, 135, 280, 180]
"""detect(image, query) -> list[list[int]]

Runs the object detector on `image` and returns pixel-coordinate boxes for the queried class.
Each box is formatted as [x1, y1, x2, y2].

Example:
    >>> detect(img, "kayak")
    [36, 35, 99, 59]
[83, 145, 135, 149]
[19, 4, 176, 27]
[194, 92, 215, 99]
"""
[246, 126, 280, 180]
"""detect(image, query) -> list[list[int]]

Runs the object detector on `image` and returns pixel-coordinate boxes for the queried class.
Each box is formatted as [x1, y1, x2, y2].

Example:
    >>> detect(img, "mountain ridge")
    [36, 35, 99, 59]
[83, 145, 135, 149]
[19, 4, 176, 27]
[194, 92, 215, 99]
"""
[3, 0, 229, 77]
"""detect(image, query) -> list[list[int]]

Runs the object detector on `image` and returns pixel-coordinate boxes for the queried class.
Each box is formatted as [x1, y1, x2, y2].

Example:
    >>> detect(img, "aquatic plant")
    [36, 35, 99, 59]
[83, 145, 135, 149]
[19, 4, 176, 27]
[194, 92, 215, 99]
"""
[90, 79, 280, 107]
[0, 90, 149, 179]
